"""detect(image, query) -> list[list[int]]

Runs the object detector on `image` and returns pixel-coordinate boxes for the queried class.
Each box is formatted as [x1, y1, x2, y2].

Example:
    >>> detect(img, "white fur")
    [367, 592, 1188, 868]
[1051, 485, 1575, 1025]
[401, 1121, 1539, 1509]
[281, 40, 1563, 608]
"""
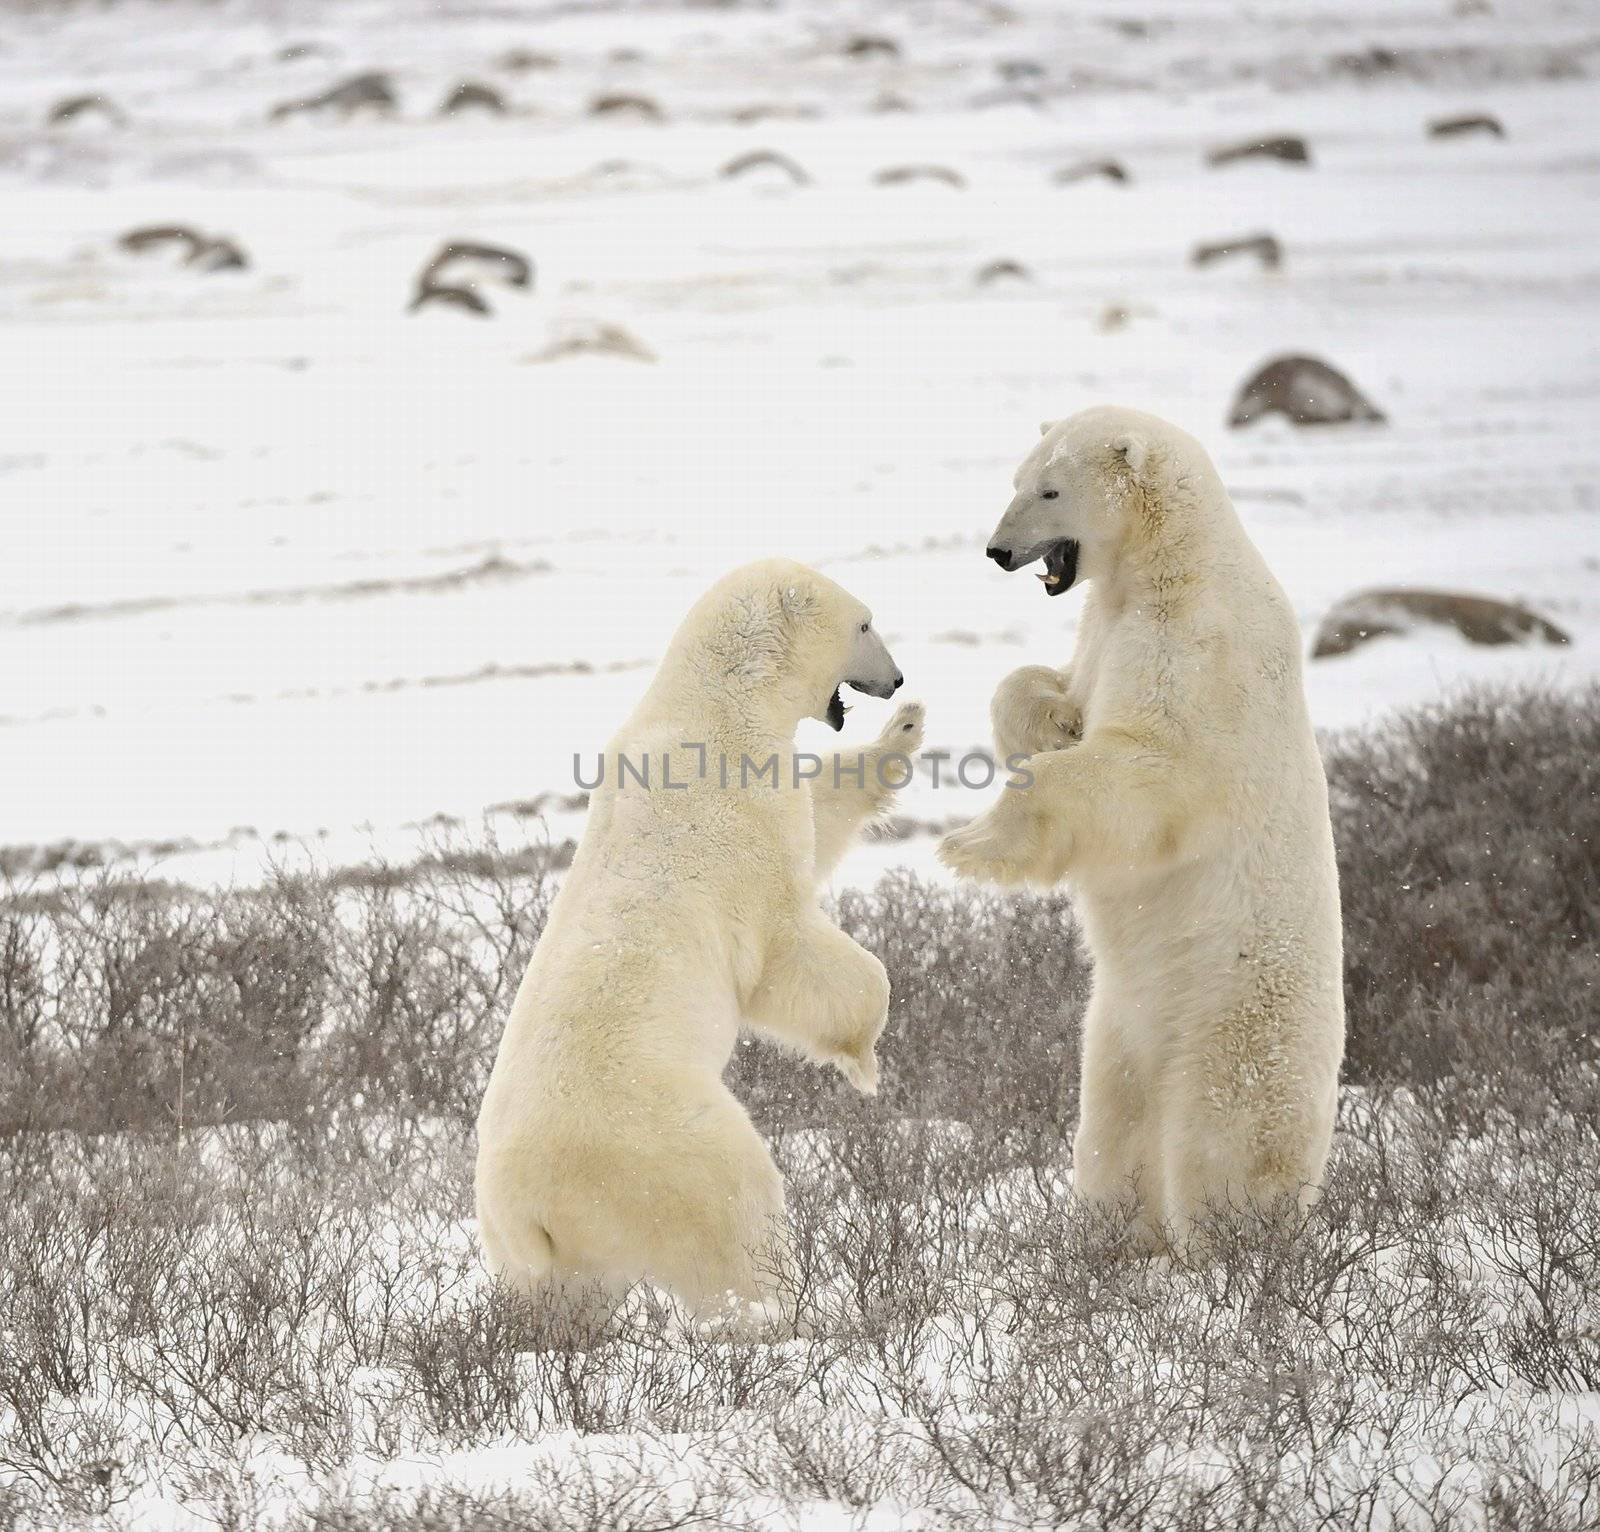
[476, 558, 922, 1325]
[941, 407, 1344, 1252]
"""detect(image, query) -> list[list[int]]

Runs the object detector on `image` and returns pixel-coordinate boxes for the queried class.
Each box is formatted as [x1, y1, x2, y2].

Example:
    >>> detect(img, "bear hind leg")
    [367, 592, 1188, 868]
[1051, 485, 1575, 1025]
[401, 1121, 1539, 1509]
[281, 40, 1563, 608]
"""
[635, 1099, 795, 1330]
[1160, 1110, 1332, 1260]
[1072, 1000, 1163, 1249]
[480, 1205, 626, 1344]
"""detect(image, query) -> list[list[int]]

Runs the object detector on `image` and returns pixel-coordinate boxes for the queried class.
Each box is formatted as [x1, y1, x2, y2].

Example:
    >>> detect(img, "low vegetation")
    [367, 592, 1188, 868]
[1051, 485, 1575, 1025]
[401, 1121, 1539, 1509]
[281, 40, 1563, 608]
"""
[1, 685, 1596, 1528]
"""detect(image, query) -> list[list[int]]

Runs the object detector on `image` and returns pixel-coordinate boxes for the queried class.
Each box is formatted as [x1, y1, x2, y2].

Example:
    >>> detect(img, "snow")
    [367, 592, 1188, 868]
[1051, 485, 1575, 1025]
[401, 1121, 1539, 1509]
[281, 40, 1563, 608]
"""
[5, 11, 1599, 1526]
[11, 1106, 1597, 1531]
[3, 0, 1598, 895]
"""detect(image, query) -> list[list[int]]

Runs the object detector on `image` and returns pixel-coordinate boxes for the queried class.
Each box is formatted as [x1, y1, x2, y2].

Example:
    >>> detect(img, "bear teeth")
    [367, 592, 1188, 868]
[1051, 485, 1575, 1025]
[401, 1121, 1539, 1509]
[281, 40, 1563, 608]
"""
[1039, 572, 1061, 586]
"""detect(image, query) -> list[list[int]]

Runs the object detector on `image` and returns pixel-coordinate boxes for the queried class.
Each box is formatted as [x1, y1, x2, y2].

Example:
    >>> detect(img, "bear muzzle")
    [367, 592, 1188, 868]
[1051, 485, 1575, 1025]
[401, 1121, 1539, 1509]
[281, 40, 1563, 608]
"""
[985, 535, 1080, 594]
[846, 673, 902, 700]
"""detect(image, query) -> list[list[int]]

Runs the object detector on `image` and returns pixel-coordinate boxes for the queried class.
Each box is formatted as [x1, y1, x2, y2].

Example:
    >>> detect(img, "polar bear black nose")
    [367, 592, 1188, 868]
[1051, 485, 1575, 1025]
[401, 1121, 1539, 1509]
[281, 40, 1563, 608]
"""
[986, 545, 1012, 570]
[892, 672, 904, 691]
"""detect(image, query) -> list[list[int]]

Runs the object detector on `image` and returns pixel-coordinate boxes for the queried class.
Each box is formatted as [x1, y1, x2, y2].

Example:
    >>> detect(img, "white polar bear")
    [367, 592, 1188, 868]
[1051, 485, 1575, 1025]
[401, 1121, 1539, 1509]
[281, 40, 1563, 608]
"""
[939, 407, 1344, 1251]
[476, 558, 923, 1325]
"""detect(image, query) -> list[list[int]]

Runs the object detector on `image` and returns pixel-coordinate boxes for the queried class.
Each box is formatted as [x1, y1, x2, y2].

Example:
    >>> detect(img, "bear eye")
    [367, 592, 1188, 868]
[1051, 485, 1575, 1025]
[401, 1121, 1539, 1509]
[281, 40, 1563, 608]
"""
[859, 621, 869, 633]
[1041, 489, 1059, 500]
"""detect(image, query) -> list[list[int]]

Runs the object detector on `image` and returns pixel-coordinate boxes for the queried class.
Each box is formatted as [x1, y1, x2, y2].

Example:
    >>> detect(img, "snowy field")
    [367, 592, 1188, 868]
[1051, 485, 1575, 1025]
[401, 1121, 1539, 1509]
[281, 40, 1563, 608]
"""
[2, 5, 1600, 1528]
[3, 681, 1599, 1530]
[3, 0, 1598, 888]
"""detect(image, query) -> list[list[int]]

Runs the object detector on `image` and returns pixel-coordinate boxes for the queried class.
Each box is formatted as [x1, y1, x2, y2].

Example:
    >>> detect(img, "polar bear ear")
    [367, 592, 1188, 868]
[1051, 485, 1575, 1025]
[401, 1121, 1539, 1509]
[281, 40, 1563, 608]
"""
[777, 579, 819, 624]
[1038, 419, 1058, 437]
[1110, 432, 1148, 479]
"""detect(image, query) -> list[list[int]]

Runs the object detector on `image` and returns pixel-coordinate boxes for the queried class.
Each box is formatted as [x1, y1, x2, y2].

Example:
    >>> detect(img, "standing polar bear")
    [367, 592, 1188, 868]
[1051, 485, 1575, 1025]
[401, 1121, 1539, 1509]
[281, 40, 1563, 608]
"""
[939, 407, 1344, 1250]
[477, 558, 922, 1325]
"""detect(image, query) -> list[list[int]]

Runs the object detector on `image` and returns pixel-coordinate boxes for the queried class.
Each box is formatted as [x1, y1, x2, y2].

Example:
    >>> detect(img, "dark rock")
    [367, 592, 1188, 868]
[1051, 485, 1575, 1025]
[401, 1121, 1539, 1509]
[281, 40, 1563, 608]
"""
[589, 92, 663, 121]
[440, 81, 507, 116]
[119, 224, 206, 259]
[1312, 589, 1569, 659]
[1429, 112, 1505, 139]
[843, 35, 900, 60]
[47, 94, 125, 127]
[1207, 136, 1311, 168]
[1228, 355, 1384, 427]
[495, 49, 558, 72]
[119, 225, 249, 272]
[194, 237, 249, 272]
[996, 58, 1045, 82]
[1334, 45, 1402, 79]
[975, 258, 1032, 285]
[418, 241, 533, 294]
[1192, 233, 1283, 270]
[1054, 158, 1128, 185]
[720, 149, 809, 185]
[728, 102, 819, 124]
[875, 163, 965, 188]
[271, 71, 397, 121]
[409, 284, 490, 316]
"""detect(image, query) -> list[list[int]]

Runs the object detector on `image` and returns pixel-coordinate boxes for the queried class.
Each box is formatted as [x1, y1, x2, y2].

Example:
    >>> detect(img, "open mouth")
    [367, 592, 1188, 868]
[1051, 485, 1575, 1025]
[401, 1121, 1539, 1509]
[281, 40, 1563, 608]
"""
[1037, 538, 1080, 596]
[826, 686, 848, 731]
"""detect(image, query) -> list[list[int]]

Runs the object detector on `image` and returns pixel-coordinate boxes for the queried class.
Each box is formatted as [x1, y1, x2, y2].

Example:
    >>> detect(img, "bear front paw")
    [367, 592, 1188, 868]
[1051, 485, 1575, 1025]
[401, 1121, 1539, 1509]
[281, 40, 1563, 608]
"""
[879, 699, 925, 756]
[938, 805, 1051, 887]
[835, 1043, 880, 1096]
[992, 666, 1079, 761]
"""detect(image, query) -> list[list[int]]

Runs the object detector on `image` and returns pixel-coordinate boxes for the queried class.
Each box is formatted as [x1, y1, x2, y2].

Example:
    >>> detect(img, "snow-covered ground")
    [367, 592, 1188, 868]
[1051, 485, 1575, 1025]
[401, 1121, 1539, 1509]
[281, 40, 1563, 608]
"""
[3, 0, 1598, 889]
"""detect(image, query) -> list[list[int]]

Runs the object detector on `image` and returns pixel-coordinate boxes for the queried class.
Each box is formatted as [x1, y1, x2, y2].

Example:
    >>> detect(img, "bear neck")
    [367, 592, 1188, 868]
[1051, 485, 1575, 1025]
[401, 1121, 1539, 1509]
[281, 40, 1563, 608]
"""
[641, 648, 811, 750]
[1097, 455, 1243, 621]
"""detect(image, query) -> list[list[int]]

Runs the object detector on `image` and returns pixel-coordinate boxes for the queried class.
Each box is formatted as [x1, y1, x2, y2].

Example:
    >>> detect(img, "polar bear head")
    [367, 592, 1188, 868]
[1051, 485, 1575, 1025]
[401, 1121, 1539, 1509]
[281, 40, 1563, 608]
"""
[984, 405, 1203, 596]
[669, 558, 902, 731]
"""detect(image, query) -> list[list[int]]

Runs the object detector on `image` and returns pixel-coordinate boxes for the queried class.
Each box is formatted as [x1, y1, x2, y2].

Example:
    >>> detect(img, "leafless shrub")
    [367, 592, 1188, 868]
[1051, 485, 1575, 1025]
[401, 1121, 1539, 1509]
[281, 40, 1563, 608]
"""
[303, 1448, 734, 1531]
[0, 687, 1596, 1524]
[1326, 683, 1600, 1097]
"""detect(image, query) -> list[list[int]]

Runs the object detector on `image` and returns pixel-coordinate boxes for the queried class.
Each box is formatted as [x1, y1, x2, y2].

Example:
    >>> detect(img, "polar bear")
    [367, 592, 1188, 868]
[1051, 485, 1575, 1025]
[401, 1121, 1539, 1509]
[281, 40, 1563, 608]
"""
[939, 407, 1344, 1251]
[476, 558, 923, 1326]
